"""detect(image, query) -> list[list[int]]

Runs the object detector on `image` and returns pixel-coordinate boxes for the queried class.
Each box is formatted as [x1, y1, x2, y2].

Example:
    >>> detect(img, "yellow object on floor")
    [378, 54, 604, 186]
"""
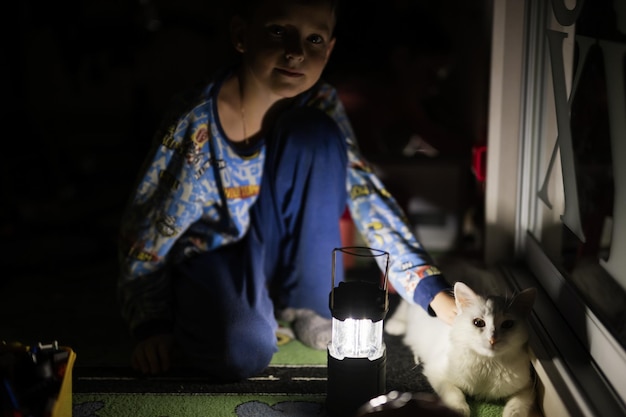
[0, 342, 76, 417]
[52, 347, 76, 417]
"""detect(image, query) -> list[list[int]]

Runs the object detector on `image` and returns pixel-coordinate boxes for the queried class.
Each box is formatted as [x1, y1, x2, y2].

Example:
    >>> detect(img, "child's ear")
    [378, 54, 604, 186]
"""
[230, 16, 246, 53]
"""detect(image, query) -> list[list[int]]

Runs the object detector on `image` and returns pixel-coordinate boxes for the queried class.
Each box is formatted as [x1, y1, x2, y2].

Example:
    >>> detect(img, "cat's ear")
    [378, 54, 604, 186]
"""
[454, 282, 479, 312]
[512, 288, 537, 316]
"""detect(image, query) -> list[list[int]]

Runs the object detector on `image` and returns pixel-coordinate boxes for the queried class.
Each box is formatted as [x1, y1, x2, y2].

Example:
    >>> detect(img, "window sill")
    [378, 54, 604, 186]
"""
[501, 261, 626, 417]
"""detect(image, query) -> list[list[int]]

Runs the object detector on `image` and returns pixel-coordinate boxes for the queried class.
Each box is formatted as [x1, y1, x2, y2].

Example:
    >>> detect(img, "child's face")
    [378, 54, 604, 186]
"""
[233, 0, 336, 99]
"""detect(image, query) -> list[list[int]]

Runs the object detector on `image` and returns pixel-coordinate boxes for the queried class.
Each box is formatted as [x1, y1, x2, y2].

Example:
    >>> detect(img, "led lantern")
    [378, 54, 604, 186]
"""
[326, 247, 390, 417]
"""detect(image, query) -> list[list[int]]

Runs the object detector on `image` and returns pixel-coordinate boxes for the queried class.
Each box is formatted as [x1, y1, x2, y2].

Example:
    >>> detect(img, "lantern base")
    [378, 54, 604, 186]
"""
[326, 351, 386, 417]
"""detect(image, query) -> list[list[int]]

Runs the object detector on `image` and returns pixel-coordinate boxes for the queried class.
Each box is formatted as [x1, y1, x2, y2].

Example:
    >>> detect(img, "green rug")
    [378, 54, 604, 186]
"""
[73, 393, 504, 417]
[72, 333, 505, 417]
[72, 338, 502, 417]
[73, 335, 330, 417]
[74, 394, 327, 417]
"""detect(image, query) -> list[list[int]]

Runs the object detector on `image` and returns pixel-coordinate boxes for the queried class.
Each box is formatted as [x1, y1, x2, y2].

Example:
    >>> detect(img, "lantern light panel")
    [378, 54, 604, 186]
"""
[329, 317, 384, 360]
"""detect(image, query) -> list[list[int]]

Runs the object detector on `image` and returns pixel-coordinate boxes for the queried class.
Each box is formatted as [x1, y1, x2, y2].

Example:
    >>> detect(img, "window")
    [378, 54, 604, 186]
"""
[489, 0, 626, 415]
[529, 0, 626, 349]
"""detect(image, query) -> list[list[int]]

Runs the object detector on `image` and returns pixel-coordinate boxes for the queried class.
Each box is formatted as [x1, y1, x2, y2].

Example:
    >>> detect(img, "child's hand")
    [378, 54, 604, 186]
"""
[132, 333, 174, 375]
[430, 291, 457, 325]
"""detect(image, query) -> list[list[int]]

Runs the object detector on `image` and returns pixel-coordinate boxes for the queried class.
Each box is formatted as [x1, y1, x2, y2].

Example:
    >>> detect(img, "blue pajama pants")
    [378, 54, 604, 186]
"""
[172, 108, 348, 380]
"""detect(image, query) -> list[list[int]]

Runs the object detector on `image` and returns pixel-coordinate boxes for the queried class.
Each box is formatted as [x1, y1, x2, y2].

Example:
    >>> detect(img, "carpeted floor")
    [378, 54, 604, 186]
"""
[0, 182, 505, 417]
[1, 248, 509, 417]
[70, 332, 506, 417]
[68, 295, 439, 417]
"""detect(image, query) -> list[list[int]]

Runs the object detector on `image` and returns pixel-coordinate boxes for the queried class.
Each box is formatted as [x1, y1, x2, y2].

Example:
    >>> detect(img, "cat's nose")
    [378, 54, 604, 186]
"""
[489, 337, 497, 346]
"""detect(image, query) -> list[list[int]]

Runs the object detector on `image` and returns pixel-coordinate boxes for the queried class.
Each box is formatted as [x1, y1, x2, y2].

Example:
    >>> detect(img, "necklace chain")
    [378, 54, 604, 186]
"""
[239, 77, 249, 146]
[241, 105, 248, 145]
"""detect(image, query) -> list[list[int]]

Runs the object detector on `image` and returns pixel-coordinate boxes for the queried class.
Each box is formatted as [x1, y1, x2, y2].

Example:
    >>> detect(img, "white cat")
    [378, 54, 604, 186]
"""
[385, 282, 537, 417]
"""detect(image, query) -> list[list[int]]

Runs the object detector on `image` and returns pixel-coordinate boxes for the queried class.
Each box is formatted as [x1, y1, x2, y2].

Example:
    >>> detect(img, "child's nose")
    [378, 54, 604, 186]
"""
[284, 36, 304, 61]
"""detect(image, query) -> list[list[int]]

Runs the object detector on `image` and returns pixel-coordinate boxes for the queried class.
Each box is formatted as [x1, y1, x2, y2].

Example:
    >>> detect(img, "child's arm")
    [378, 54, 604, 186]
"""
[311, 83, 453, 322]
[118, 114, 206, 342]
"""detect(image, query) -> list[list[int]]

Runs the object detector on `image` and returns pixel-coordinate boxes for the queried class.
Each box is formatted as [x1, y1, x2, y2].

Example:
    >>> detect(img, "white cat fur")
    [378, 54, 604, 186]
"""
[386, 282, 536, 417]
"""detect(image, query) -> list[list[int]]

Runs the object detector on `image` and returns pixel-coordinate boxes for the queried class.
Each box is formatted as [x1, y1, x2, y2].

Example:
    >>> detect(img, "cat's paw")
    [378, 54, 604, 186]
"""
[502, 401, 531, 417]
[445, 401, 470, 417]
[439, 391, 471, 417]
[384, 318, 406, 335]
[385, 300, 408, 335]
[502, 386, 534, 417]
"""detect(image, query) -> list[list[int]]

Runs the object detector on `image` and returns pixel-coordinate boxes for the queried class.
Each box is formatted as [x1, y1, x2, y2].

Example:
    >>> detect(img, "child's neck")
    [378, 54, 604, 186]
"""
[217, 69, 291, 147]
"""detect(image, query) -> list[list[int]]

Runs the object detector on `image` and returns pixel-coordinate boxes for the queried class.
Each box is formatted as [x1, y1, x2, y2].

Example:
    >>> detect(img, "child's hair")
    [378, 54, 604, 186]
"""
[233, 0, 340, 24]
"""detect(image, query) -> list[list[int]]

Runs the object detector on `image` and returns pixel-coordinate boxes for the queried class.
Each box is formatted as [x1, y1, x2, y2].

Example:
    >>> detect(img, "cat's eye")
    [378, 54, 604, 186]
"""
[501, 320, 515, 329]
[473, 318, 485, 328]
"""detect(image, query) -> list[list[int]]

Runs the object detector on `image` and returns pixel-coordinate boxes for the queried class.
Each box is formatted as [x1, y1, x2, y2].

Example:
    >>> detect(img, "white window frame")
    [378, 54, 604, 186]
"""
[486, 0, 626, 415]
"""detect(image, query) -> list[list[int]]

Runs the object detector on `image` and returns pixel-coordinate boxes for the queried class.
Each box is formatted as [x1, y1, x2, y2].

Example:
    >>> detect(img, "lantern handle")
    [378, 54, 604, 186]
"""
[330, 246, 390, 311]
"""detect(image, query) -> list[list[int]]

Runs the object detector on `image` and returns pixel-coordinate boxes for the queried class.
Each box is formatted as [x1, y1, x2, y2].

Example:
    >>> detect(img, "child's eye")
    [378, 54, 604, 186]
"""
[268, 25, 285, 37]
[501, 320, 515, 329]
[308, 34, 324, 44]
[473, 318, 485, 328]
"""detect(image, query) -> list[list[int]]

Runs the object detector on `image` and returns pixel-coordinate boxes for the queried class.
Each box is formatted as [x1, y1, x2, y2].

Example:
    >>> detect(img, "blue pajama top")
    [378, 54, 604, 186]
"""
[118, 71, 449, 334]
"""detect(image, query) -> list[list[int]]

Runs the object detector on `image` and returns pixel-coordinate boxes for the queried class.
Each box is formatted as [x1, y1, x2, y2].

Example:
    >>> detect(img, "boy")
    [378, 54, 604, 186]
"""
[118, 0, 456, 380]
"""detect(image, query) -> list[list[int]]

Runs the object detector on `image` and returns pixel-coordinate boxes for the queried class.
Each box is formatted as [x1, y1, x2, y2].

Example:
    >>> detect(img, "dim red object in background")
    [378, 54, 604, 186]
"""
[340, 208, 357, 270]
[472, 145, 487, 182]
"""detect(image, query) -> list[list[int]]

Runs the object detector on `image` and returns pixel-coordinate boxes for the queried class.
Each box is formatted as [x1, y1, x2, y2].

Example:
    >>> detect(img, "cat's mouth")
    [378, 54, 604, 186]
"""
[478, 343, 499, 356]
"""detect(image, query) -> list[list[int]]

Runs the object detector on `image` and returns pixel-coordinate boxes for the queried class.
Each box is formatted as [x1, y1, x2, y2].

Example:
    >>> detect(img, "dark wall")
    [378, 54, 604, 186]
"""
[2, 0, 492, 290]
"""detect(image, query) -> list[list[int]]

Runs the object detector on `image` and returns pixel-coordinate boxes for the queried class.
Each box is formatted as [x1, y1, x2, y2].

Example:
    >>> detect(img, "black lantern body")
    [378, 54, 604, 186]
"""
[326, 248, 389, 417]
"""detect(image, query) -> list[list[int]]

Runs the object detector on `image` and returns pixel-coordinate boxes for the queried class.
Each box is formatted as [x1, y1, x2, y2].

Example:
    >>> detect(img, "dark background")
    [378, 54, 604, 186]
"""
[1, 0, 492, 367]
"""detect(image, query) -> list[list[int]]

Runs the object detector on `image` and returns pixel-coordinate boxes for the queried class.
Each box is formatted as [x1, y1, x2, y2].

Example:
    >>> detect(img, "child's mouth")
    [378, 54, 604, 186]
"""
[276, 68, 304, 77]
